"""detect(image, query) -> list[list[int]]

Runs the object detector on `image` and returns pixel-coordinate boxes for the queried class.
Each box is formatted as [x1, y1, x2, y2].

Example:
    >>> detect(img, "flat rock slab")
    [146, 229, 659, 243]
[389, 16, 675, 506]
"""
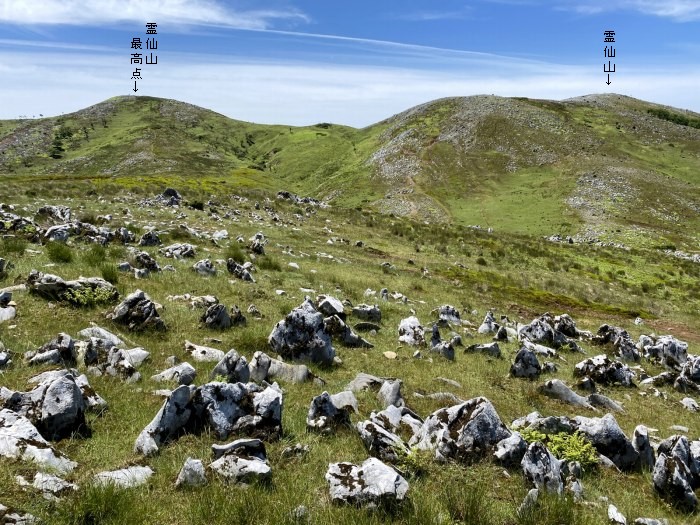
[94, 466, 154, 488]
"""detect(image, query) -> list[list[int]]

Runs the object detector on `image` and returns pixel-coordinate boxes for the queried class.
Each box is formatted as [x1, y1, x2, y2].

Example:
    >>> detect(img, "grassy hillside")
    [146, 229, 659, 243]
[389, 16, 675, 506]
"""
[1, 93, 699, 251]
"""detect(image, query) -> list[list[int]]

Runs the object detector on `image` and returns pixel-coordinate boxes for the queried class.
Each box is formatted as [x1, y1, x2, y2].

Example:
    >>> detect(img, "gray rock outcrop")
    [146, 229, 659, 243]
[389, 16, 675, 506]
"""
[107, 289, 165, 331]
[268, 300, 335, 365]
[410, 397, 511, 462]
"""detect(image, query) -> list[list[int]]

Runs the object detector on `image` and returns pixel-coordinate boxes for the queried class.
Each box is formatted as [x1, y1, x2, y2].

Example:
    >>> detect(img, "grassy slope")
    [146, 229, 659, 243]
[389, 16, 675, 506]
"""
[0, 183, 700, 524]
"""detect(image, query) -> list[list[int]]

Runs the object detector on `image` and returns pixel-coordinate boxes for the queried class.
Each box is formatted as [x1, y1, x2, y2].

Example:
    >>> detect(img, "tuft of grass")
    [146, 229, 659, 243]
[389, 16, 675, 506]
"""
[46, 241, 73, 263]
[1, 236, 27, 255]
[100, 263, 119, 284]
[54, 483, 141, 525]
[257, 255, 282, 272]
[83, 244, 107, 266]
[225, 242, 246, 264]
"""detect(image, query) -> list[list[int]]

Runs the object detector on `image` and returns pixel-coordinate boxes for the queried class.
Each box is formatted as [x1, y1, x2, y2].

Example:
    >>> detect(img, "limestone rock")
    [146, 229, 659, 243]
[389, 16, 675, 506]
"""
[352, 304, 381, 323]
[574, 414, 639, 471]
[633, 425, 655, 470]
[107, 289, 165, 331]
[210, 438, 271, 483]
[398, 316, 425, 346]
[151, 362, 197, 385]
[652, 452, 697, 512]
[26, 333, 76, 367]
[326, 457, 408, 506]
[94, 466, 154, 488]
[227, 259, 255, 282]
[510, 347, 541, 379]
[175, 457, 207, 488]
[317, 295, 345, 319]
[192, 258, 216, 276]
[211, 349, 250, 383]
[539, 379, 595, 410]
[494, 431, 528, 467]
[377, 379, 404, 408]
[248, 351, 272, 382]
[410, 397, 511, 462]
[0, 409, 77, 474]
[324, 314, 373, 348]
[307, 391, 357, 432]
[478, 311, 497, 334]
[574, 354, 635, 387]
[268, 300, 335, 365]
[521, 441, 563, 494]
[134, 385, 193, 456]
[465, 342, 501, 358]
[185, 340, 226, 362]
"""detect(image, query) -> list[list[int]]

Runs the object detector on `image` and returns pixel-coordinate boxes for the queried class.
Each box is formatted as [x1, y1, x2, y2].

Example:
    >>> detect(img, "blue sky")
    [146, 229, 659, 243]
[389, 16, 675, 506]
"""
[0, 0, 698, 126]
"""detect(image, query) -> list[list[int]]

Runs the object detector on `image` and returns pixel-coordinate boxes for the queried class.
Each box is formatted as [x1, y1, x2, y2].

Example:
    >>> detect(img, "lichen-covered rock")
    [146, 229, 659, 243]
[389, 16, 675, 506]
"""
[521, 441, 563, 494]
[151, 362, 197, 385]
[307, 391, 358, 432]
[134, 385, 193, 456]
[356, 419, 409, 463]
[175, 457, 207, 488]
[191, 382, 283, 440]
[409, 397, 511, 462]
[326, 458, 408, 506]
[107, 289, 165, 331]
[510, 347, 541, 379]
[398, 316, 425, 346]
[192, 259, 216, 276]
[249, 351, 272, 382]
[574, 354, 635, 386]
[574, 414, 639, 471]
[653, 452, 697, 512]
[377, 379, 404, 408]
[539, 379, 595, 410]
[0, 409, 77, 474]
[268, 300, 335, 365]
[351, 304, 381, 323]
[436, 305, 461, 325]
[210, 438, 270, 484]
[211, 349, 249, 383]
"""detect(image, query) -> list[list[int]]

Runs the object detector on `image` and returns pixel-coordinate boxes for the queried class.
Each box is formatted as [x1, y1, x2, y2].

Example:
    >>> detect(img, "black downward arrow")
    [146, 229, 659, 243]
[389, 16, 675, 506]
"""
[606, 74, 611, 85]
[133, 81, 138, 93]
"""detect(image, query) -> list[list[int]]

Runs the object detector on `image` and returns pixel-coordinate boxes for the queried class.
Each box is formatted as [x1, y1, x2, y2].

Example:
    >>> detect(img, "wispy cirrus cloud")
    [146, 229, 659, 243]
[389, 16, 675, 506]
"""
[0, 0, 310, 29]
[396, 8, 473, 22]
[558, 0, 700, 21]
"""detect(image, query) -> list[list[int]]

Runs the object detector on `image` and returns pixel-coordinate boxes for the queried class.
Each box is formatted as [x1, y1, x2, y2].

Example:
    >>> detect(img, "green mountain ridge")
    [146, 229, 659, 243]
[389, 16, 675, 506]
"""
[1, 93, 699, 250]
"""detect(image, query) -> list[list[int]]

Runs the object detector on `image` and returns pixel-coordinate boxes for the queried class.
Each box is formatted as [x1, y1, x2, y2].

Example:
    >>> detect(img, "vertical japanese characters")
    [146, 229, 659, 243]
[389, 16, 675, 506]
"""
[604, 30, 616, 86]
[131, 23, 159, 92]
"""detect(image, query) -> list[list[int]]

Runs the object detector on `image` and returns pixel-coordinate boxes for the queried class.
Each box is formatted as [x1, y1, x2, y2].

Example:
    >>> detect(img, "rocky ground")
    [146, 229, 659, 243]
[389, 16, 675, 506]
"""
[1, 187, 699, 524]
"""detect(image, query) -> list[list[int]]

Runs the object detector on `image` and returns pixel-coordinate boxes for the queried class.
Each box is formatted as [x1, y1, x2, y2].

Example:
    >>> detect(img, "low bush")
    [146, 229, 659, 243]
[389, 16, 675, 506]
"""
[83, 244, 106, 266]
[46, 241, 73, 263]
[226, 243, 246, 264]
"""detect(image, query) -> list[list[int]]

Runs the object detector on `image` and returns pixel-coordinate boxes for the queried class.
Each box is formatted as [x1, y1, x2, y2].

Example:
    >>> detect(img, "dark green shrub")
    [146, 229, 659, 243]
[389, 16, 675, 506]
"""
[476, 256, 488, 266]
[46, 241, 73, 263]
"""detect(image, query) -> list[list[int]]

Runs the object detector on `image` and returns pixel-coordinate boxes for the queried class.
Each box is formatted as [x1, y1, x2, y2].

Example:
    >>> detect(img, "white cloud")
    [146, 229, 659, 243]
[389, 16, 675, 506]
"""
[1, 48, 698, 126]
[561, 0, 700, 21]
[0, 0, 309, 29]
